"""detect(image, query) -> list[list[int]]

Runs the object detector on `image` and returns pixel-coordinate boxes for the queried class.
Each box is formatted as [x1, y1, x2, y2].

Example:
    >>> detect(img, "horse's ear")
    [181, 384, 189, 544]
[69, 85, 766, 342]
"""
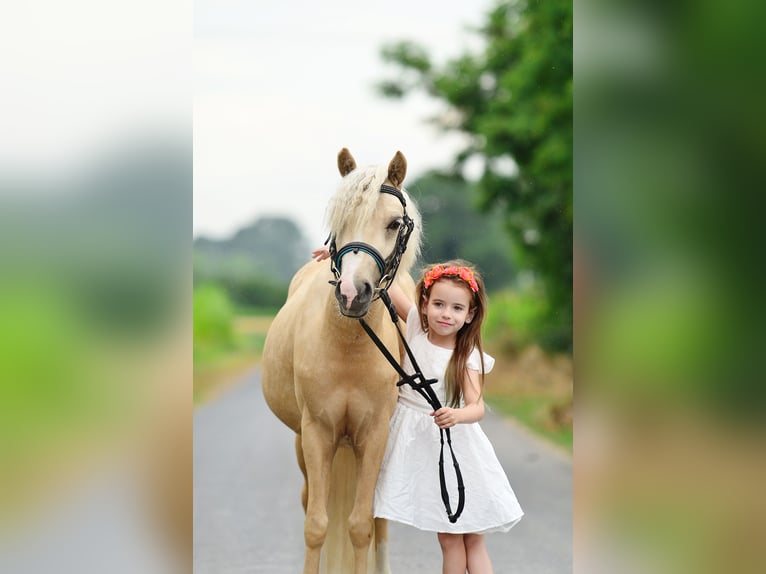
[388, 151, 407, 188]
[338, 148, 357, 176]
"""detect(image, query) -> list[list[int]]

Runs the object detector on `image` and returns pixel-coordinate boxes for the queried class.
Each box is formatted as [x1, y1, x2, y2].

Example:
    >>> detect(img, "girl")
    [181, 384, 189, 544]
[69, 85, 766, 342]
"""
[312, 249, 524, 574]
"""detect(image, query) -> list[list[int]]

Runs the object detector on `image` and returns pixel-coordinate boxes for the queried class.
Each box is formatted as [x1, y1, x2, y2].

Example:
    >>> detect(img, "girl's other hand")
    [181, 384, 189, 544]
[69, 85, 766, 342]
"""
[312, 246, 331, 262]
[430, 407, 459, 429]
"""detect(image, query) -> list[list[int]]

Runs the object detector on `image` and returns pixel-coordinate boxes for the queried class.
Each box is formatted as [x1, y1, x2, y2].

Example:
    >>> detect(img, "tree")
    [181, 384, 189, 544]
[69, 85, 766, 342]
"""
[194, 216, 309, 285]
[194, 216, 307, 310]
[378, 0, 572, 350]
[407, 170, 515, 292]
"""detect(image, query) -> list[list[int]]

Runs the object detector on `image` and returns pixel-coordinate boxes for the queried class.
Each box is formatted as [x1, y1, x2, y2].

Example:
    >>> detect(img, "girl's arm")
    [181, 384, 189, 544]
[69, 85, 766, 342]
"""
[387, 282, 414, 322]
[431, 369, 485, 428]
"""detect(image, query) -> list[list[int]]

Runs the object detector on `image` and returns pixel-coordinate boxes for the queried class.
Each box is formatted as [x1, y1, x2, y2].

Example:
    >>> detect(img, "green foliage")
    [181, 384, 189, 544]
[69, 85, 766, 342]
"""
[194, 216, 308, 285]
[0, 285, 94, 444]
[195, 274, 287, 312]
[192, 300, 273, 404]
[0, 282, 132, 496]
[193, 284, 236, 357]
[483, 287, 550, 351]
[222, 276, 287, 311]
[589, 273, 729, 408]
[378, 0, 572, 350]
[194, 215, 302, 311]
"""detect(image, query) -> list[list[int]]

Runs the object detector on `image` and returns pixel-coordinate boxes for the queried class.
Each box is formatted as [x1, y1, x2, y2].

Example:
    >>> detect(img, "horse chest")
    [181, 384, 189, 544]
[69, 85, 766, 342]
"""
[294, 351, 397, 415]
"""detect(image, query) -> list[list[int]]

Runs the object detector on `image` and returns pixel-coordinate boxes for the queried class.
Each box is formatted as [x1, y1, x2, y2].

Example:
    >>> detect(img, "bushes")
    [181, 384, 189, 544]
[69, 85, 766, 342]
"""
[484, 285, 572, 352]
[192, 282, 274, 403]
[484, 287, 551, 352]
[193, 284, 236, 357]
[193, 273, 287, 313]
[216, 276, 287, 311]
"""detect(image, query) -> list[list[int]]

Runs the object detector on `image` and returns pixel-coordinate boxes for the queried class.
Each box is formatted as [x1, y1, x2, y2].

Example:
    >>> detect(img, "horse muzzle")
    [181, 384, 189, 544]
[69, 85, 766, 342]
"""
[335, 279, 373, 318]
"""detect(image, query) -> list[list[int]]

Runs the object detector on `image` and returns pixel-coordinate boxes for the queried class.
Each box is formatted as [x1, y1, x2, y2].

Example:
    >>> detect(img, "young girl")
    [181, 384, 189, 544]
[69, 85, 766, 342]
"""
[312, 249, 524, 574]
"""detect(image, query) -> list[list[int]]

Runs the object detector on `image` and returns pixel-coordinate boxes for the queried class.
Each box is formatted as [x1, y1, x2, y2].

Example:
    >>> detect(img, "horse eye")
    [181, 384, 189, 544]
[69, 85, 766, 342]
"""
[387, 219, 402, 231]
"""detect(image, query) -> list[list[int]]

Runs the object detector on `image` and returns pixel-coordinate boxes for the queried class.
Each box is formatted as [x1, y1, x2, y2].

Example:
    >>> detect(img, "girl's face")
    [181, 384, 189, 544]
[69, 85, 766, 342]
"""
[422, 279, 475, 347]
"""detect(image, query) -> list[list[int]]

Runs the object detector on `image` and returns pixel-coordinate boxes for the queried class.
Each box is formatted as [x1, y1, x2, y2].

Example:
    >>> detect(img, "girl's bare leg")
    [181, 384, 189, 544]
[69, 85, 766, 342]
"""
[464, 533, 493, 574]
[438, 532, 467, 574]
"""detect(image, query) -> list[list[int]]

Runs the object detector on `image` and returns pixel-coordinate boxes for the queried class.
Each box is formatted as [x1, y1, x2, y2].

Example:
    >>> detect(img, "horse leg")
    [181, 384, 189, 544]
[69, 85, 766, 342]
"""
[348, 419, 391, 574]
[295, 433, 308, 512]
[374, 518, 391, 574]
[301, 422, 335, 574]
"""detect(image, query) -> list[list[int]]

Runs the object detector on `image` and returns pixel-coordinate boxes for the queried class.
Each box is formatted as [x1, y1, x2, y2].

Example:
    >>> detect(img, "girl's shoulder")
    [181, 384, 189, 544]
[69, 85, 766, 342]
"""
[467, 347, 495, 374]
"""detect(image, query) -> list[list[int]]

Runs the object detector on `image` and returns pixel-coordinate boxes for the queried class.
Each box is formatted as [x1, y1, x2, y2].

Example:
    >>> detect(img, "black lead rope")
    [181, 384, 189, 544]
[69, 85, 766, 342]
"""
[329, 180, 463, 521]
[359, 291, 465, 523]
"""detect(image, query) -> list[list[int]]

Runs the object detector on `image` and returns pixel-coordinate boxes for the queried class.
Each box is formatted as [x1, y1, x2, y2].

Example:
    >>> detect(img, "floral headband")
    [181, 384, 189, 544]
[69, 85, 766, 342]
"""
[423, 264, 479, 293]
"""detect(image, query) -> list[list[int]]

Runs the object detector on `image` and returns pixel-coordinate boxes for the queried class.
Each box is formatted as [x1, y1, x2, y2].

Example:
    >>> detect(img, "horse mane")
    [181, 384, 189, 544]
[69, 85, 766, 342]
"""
[325, 163, 422, 275]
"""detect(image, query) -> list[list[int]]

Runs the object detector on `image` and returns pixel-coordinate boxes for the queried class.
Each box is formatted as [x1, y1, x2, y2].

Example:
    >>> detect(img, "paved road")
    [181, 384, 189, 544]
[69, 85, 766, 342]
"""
[194, 370, 572, 574]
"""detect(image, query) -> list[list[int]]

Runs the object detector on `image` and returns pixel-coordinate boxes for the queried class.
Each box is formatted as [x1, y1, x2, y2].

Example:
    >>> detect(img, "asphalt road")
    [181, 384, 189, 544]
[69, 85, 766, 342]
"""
[194, 370, 572, 574]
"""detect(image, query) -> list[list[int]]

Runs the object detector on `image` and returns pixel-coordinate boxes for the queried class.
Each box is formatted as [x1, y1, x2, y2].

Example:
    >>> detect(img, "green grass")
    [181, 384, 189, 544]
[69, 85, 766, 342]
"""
[193, 284, 271, 404]
[193, 333, 266, 403]
[484, 394, 573, 452]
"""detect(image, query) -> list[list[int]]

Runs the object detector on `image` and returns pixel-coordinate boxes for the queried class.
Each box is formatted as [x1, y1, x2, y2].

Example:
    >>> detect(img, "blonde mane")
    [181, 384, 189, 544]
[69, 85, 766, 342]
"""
[325, 163, 422, 275]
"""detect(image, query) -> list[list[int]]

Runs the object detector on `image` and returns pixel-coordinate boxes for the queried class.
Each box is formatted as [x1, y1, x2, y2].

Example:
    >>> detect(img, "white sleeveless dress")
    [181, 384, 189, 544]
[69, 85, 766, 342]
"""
[373, 307, 524, 534]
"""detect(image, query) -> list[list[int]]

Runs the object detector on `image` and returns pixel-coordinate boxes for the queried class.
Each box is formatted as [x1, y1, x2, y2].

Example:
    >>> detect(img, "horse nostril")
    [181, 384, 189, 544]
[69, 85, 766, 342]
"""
[361, 281, 372, 297]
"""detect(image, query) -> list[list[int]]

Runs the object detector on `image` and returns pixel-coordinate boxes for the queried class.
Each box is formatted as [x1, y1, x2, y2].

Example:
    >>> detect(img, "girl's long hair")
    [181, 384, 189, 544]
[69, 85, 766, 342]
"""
[415, 259, 488, 408]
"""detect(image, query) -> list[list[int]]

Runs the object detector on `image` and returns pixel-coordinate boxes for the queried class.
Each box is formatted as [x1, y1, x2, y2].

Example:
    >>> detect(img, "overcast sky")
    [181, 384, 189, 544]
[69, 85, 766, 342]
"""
[1, 1, 492, 247]
[193, 0, 491, 246]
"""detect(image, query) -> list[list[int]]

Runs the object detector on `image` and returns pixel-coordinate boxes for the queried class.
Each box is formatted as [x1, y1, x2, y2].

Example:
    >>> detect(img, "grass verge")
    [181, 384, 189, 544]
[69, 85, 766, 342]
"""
[484, 394, 573, 451]
[193, 316, 271, 405]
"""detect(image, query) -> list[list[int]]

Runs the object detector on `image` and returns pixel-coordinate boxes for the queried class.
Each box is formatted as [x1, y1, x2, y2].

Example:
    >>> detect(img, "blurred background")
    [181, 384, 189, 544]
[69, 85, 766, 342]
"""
[192, 2, 573, 571]
[11, 0, 766, 572]
[576, 0, 766, 573]
[0, 1, 574, 572]
[0, 2, 192, 573]
[193, 0, 574, 450]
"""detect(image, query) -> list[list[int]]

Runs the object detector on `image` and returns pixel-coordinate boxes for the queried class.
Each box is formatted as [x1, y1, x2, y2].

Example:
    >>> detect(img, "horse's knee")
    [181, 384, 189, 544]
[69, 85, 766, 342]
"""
[348, 513, 374, 548]
[304, 512, 328, 549]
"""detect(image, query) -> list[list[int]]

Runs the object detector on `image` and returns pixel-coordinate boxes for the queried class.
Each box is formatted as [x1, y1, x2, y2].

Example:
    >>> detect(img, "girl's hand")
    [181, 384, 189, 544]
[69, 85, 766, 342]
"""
[430, 407, 460, 429]
[312, 246, 331, 262]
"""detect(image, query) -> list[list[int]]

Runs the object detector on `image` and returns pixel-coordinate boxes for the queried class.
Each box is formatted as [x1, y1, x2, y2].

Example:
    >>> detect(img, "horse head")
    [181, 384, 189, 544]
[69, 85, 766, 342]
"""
[326, 147, 421, 318]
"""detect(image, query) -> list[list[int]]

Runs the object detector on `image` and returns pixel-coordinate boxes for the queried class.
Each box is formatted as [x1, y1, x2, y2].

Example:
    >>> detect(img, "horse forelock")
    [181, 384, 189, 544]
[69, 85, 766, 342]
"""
[325, 163, 422, 274]
[326, 165, 386, 236]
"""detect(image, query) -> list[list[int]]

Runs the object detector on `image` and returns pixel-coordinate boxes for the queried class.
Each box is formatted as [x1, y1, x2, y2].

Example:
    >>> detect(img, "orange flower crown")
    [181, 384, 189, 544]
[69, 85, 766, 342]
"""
[423, 264, 479, 293]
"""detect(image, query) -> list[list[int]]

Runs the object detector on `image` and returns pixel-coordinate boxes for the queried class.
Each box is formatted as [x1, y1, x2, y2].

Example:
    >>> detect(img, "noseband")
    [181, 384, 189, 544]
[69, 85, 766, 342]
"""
[326, 184, 414, 295]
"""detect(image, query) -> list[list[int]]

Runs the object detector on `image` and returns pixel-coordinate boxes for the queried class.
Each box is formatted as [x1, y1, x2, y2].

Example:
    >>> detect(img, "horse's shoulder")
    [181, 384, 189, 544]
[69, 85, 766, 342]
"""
[287, 260, 326, 297]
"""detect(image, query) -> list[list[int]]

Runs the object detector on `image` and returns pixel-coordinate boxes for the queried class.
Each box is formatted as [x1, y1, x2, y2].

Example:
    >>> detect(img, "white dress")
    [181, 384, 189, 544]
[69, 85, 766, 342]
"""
[374, 307, 524, 534]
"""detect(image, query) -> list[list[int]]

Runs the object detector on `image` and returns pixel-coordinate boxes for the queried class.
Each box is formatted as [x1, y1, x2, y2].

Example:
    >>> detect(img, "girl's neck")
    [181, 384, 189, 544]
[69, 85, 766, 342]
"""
[427, 331, 456, 350]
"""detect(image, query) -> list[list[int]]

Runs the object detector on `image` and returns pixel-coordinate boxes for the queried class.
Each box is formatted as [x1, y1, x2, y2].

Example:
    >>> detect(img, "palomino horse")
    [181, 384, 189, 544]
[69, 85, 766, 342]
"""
[261, 148, 421, 574]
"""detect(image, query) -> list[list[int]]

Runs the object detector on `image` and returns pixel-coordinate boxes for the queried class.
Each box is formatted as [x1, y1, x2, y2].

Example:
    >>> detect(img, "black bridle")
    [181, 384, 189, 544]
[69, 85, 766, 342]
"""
[328, 182, 465, 524]
[327, 184, 414, 296]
